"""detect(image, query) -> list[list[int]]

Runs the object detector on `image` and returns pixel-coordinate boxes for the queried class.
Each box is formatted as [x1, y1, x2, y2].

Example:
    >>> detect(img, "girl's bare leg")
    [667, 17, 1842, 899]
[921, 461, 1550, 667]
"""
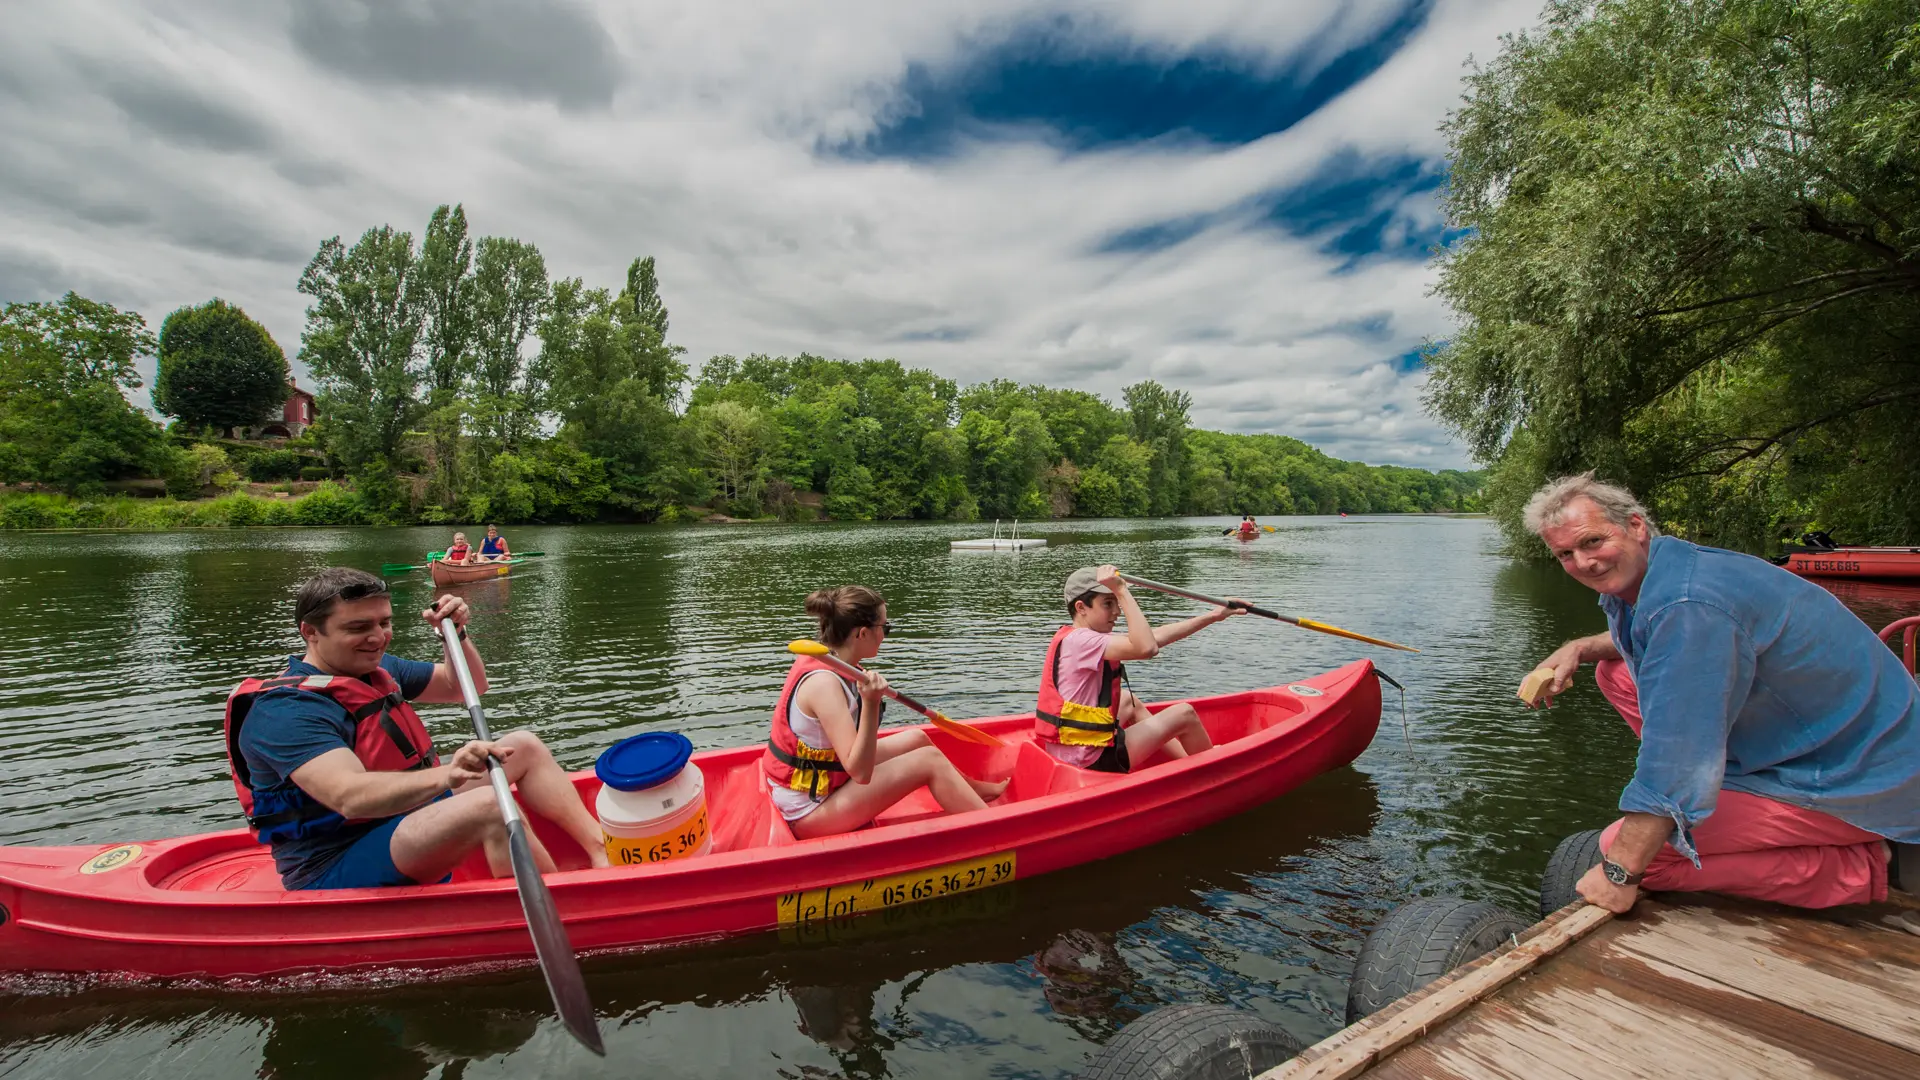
[792, 746, 993, 838]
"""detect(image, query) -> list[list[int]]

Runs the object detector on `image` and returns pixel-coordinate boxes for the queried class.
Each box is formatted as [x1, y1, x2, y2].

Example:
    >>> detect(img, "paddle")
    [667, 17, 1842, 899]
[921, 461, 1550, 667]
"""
[427, 550, 546, 560]
[1218, 525, 1278, 535]
[1117, 574, 1421, 653]
[786, 640, 1004, 746]
[435, 618, 605, 1056]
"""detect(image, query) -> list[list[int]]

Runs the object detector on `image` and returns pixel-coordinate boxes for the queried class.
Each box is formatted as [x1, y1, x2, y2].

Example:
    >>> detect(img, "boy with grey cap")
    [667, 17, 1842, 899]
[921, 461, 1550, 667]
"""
[1033, 564, 1243, 772]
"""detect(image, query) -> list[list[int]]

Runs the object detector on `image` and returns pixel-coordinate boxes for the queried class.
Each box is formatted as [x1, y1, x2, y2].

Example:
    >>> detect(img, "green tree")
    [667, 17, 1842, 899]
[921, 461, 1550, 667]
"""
[616, 255, 688, 404]
[1123, 380, 1192, 515]
[471, 236, 549, 447]
[414, 204, 475, 503]
[297, 225, 423, 470]
[0, 294, 165, 492]
[1425, 0, 1920, 551]
[152, 299, 289, 436]
[692, 399, 776, 513]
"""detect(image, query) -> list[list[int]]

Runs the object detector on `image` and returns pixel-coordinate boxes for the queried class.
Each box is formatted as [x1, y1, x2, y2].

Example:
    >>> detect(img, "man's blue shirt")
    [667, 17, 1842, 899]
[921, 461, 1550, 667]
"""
[238, 653, 436, 888]
[1600, 536, 1920, 861]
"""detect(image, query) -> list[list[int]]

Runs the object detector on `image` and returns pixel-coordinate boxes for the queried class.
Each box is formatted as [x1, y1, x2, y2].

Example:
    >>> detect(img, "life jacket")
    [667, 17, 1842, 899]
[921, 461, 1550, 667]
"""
[1034, 625, 1127, 748]
[224, 664, 439, 844]
[480, 535, 506, 555]
[446, 544, 470, 562]
[1239, 521, 1257, 537]
[762, 655, 882, 798]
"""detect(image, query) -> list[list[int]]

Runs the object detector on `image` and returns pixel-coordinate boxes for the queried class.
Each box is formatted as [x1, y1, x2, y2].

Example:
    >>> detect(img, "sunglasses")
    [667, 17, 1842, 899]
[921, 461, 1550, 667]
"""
[875, 620, 895, 635]
[335, 580, 391, 602]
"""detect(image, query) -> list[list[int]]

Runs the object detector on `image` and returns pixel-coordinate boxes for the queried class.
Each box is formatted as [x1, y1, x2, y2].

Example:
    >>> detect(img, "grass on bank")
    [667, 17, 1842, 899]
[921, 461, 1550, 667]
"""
[0, 485, 374, 530]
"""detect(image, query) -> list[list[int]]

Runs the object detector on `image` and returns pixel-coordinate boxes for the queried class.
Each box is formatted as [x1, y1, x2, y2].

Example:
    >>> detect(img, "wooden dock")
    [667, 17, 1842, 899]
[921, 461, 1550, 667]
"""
[1264, 892, 1920, 1079]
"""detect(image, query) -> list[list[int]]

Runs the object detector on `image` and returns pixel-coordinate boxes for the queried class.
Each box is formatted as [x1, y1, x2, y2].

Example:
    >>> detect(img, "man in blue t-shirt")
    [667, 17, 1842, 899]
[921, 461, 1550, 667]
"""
[237, 567, 610, 889]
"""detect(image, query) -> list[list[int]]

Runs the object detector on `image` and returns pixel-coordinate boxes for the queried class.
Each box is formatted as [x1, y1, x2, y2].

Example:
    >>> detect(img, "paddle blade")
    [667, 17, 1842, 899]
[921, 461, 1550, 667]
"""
[1295, 617, 1421, 653]
[504, 818, 605, 1056]
[926, 710, 1004, 747]
[788, 639, 831, 656]
[379, 564, 423, 575]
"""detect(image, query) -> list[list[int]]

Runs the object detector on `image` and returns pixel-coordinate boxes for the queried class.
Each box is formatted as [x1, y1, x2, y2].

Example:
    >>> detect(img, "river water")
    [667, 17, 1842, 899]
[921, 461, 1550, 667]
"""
[2, 517, 1911, 1079]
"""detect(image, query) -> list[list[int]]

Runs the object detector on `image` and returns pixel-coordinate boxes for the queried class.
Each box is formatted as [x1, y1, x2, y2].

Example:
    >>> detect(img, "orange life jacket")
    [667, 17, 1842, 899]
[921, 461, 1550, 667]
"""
[1034, 625, 1127, 748]
[224, 665, 439, 843]
[762, 655, 882, 798]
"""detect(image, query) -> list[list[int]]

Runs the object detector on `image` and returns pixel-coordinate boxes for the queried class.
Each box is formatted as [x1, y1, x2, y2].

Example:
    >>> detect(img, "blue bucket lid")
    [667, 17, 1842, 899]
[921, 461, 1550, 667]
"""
[595, 732, 692, 792]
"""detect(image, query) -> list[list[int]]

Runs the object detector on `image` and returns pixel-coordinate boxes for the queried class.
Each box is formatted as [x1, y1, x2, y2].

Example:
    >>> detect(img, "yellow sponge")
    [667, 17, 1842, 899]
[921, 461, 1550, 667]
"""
[1517, 667, 1558, 705]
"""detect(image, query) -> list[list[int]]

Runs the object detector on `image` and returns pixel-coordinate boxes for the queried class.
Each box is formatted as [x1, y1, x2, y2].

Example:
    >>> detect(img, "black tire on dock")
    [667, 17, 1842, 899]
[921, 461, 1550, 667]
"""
[1539, 828, 1605, 918]
[1344, 897, 1529, 1023]
[1079, 1004, 1305, 1080]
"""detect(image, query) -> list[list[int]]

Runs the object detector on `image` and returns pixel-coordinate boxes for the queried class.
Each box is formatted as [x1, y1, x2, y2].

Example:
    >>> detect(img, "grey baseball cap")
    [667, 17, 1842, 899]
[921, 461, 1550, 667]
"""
[1063, 567, 1113, 605]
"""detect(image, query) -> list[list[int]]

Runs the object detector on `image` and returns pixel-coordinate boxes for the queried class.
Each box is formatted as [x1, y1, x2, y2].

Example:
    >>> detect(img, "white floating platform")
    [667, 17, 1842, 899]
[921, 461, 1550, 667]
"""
[951, 538, 1047, 551]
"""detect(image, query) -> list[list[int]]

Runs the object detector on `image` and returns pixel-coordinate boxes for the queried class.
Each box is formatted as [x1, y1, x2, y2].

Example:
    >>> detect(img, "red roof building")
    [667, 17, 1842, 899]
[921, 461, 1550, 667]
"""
[249, 379, 316, 440]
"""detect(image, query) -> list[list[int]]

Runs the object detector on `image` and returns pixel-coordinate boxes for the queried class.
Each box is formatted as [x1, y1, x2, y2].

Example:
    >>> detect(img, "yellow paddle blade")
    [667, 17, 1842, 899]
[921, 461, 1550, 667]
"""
[788, 639, 831, 656]
[1263, 525, 1276, 532]
[926, 710, 1005, 747]
[1295, 618, 1422, 653]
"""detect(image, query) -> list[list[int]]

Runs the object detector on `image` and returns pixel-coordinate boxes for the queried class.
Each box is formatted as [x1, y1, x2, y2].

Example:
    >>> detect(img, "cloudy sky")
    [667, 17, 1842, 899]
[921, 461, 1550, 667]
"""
[1, 0, 1544, 469]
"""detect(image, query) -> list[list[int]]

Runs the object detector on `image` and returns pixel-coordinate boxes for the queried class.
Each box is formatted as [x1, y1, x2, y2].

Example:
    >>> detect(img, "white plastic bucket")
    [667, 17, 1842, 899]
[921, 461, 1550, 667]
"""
[593, 732, 712, 866]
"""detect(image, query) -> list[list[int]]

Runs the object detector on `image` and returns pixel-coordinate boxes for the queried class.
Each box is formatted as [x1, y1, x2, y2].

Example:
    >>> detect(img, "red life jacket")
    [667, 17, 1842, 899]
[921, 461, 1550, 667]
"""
[762, 655, 881, 799]
[1034, 625, 1127, 748]
[1239, 522, 1257, 537]
[224, 664, 439, 843]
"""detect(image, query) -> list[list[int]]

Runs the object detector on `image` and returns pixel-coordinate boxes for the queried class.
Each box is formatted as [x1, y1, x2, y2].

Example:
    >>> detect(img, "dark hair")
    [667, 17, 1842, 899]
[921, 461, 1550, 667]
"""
[294, 567, 389, 631]
[1067, 590, 1105, 618]
[806, 585, 886, 646]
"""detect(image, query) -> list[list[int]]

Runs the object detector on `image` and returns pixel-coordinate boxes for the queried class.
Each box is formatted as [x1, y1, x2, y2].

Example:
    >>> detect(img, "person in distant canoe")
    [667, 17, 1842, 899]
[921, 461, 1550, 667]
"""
[443, 532, 473, 565]
[1037, 566, 1244, 772]
[476, 524, 510, 562]
[1237, 515, 1259, 539]
[764, 585, 1007, 838]
[1523, 473, 1919, 909]
[224, 568, 610, 890]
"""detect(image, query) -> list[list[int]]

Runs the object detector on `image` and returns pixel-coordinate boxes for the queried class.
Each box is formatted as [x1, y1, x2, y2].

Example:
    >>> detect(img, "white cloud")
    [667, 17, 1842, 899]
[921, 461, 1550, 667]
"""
[0, 0, 1543, 468]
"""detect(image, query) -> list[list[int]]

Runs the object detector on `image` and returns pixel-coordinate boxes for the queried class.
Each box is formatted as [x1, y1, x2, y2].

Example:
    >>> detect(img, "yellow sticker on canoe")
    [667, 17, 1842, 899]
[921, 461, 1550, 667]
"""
[777, 851, 1016, 925]
[79, 844, 141, 874]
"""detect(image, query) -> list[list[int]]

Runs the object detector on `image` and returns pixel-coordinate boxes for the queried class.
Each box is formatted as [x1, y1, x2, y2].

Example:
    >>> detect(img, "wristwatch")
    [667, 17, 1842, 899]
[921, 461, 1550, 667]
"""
[1601, 853, 1643, 886]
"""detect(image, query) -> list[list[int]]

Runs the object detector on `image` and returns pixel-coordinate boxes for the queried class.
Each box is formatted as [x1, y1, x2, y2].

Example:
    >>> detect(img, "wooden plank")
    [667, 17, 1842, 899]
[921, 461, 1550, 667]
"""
[1656, 892, 1920, 964]
[1464, 973, 1853, 1077]
[1371, 1035, 1590, 1080]
[1607, 903, 1920, 1054]
[1257, 904, 1614, 1080]
[1561, 941, 1920, 1080]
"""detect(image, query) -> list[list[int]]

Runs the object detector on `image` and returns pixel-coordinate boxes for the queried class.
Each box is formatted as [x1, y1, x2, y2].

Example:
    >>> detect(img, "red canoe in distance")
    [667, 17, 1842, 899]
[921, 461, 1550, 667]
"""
[1783, 547, 1920, 581]
[0, 663, 1381, 981]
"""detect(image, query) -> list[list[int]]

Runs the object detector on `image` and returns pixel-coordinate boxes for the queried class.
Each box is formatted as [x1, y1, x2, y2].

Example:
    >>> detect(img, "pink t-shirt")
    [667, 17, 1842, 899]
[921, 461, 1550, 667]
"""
[1044, 627, 1117, 767]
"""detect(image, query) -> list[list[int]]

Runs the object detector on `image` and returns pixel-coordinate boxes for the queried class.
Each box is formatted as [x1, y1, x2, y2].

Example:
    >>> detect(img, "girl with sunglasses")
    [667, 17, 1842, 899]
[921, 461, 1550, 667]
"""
[762, 585, 1007, 838]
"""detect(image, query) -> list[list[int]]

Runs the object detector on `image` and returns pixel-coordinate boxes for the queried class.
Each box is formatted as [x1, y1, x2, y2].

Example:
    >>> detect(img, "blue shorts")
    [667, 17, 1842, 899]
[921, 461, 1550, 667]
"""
[298, 799, 455, 890]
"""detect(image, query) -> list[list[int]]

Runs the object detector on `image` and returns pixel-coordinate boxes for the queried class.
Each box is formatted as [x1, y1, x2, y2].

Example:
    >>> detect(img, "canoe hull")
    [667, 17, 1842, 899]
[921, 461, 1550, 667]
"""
[428, 559, 513, 587]
[1784, 548, 1920, 580]
[0, 662, 1379, 981]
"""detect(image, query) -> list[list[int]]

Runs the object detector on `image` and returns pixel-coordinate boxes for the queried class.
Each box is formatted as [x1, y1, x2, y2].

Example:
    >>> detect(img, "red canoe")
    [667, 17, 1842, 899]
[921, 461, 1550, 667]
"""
[1782, 547, 1920, 581]
[0, 662, 1379, 982]
[429, 557, 517, 587]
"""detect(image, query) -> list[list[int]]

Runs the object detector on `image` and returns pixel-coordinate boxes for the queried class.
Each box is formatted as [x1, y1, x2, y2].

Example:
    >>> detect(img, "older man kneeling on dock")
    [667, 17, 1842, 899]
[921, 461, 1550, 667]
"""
[1524, 474, 1920, 912]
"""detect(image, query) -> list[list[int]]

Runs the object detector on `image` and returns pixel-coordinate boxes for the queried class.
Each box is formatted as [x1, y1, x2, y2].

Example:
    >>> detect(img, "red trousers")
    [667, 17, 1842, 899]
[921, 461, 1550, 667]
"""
[1594, 659, 1888, 907]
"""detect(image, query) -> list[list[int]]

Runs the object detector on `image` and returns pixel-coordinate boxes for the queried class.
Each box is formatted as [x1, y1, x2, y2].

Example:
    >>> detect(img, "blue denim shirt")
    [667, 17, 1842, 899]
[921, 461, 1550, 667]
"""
[1601, 536, 1920, 862]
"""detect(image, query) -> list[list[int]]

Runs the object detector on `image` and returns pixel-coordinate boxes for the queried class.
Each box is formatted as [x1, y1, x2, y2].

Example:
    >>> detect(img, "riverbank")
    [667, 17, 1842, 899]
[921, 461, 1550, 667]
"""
[0, 489, 1482, 532]
[0, 485, 372, 530]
